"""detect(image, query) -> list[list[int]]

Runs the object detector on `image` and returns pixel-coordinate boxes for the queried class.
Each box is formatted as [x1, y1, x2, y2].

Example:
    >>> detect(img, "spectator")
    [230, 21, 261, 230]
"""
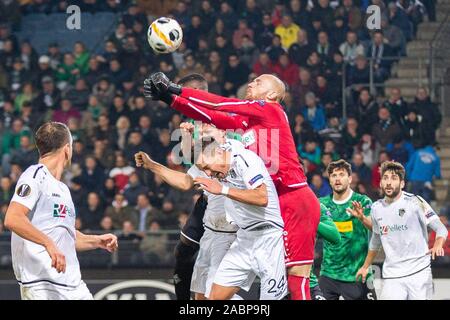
[386, 135, 414, 166]
[134, 193, 162, 234]
[93, 139, 115, 170]
[341, 117, 361, 157]
[288, 29, 313, 67]
[14, 82, 37, 113]
[388, 1, 413, 41]
[315, 31, 335, 66]
[140, 219, 169, 264]
[109, 154, 135, 192]
[93, 114, 114, 143]
[178, 54, 205, 79]
[347, 55, 370, 102]
[10, 135, 38, 170]
[123, 173, 150, 207]
[80, 155, 106, 193]
[117, 220, 143, 264]
[222, 54, 250, 96]
[305, 51, 324, 79]
[1, 119, 30, 174]
[372, 106, 402, 147]
[84, 56, 105, 88]
[383, 87, 409, 129]
[301, 92, 327, 131]
[272, 53, 299, 87]
[329, 16, 348, 48]
[335, 0, 363, 31]
[123, 130, 152, 164]
[310, 172, 332, 197]
[208, 19, 230, 48]
[396, 0, 426, 36]
[55, 53, 81, 86]
[0, 176, 13, 207]
[355, 134, 378, 168]
[199, 0, 216, 32]
[298, 139, 322, 165]
[371, 150, 391, 190]
[403, 108, 427, 149]
[350, 89, 379, 130]
[100, 216, 114, 233]
[105, 194, 138, 230]
[232, 19, 254, 49]
[64, 78, 90, 111]
[185, 15, 204, 51]
[112, 116, 131, 151]
[314, 75, 338, 115]
[351, 152, 372, 185]
[242, 0, 263, 30]
[69, 176, 87, 209]
[406, 144, 441, 202]
[100, 177, 116, 206]
[367, 31, 394, 83]
[265, 34, 286, 63]
[9, 57, 30, 93]
[52, 98, 81, 125]
[339, 31, 365, 66]
[409, 87, 442, 145]
[291, 113, 316, 146]
[73, 41, 90, 75]
[311, 0, 335, 30]
[253, 52, 274, 76]
[381, 16, 406, 56]
[275, 14, 301, 50]
[78, 192, 104, 232]
[218, 1, 238, 31]
[93, 75, 116, 108]
[255, 13, 275, 50]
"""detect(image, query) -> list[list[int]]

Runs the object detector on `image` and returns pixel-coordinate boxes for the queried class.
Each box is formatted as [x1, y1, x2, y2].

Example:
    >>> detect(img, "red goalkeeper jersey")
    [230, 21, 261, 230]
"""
[171, 88, 307, 188]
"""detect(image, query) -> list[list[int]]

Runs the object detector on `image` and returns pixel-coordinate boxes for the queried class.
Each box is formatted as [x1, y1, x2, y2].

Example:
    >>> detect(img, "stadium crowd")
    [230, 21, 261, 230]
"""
[0, 0, 447, 256]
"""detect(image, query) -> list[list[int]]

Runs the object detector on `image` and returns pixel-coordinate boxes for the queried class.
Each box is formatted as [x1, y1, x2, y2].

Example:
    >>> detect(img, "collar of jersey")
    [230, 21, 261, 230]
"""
[332, 189, 354, 205]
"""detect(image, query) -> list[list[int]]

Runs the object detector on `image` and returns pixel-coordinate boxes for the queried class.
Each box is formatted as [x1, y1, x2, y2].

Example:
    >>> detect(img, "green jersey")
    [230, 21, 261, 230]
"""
[319, 191, 372, 282]
[310, 203, 340, 288]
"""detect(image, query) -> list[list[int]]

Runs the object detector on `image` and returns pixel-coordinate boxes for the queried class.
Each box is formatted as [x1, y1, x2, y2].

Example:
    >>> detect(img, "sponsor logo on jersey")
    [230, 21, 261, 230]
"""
[242, 130, 256, 147]
[398, 208, 405, 217]
[52, 193, 61, 198]
[248, 174, 263, 186]
[53, 203, 74, 218]
[16, 184, 31, 197]
[380, 224, 408, 235]
[334, 221, 353, 233]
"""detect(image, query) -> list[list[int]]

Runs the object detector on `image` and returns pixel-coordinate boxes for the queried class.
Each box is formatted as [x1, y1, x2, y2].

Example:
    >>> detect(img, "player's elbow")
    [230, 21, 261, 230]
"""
[256, 195, 268, 207]
[4, 212, 16, 231]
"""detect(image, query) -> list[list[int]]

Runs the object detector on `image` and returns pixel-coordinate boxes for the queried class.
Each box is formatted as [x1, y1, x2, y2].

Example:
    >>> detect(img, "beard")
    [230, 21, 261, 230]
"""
[332, 184, 348, 195]
[382, 185, 401, 199]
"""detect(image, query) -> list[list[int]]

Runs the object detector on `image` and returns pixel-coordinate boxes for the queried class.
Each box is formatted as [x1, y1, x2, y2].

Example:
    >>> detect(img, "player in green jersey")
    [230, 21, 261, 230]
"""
[319, 160, 377, 300]
[310, 203, 341, 300]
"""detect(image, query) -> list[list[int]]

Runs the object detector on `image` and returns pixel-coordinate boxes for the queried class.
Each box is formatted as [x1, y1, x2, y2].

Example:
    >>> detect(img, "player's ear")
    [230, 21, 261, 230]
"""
[400, 179, 405, 189]
[266, 90, 277, 101]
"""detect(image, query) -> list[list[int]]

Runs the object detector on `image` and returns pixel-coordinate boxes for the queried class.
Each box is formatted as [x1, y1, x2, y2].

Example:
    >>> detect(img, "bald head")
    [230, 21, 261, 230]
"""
[246, 74, 286, 102]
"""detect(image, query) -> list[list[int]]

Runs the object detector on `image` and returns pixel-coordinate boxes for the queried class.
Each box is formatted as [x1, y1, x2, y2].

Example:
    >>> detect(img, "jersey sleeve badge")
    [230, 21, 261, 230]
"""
[16, 184, 31, 197]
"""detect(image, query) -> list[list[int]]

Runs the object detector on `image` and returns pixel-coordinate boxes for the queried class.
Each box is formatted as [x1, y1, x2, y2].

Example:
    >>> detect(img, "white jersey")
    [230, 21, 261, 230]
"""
[186, 138, 242, 232]
[371, 191, 439, 279]
[10, 164, 81, 289]
[221, 145, 283, 231]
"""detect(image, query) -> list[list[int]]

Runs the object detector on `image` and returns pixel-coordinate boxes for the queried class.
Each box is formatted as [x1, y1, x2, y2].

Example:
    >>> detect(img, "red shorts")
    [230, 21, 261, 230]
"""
[277, 185, 320, 267]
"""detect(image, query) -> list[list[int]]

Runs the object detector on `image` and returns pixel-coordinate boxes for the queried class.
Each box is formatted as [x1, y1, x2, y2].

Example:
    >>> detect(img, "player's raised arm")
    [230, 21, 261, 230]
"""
[5, 201, 66, 273]
[135, 151, 194, 191]
[193, 177, 268, 207]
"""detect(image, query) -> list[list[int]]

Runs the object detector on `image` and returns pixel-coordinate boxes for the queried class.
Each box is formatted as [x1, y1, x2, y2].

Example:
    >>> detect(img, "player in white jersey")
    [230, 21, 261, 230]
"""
[4, 122, 118, 300]
[192, 139, 287, 300]
[135, 122, 241, 300]
[356, 161, 448, 300]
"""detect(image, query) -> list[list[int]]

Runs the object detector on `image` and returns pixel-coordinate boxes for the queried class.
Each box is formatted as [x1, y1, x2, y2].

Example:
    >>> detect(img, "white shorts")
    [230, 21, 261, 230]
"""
[381, 266, 433, 300]
[213, 227, 287, 300]
[20, 280, 93, 300]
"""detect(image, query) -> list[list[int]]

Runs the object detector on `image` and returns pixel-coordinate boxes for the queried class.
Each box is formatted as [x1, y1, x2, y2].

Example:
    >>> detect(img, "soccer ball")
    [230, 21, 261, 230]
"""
[147, 17, 183, 54]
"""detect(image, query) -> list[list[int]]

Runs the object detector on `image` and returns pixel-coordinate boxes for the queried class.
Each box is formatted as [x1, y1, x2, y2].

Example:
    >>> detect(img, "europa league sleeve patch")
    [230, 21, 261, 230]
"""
[16, 184, 31, 197]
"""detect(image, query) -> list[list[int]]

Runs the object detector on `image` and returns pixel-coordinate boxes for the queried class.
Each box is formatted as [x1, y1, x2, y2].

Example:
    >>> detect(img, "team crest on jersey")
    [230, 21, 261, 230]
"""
[16, 184, 31, 197]
[53, 203, 74, 218]
[398, 208, 405, 217]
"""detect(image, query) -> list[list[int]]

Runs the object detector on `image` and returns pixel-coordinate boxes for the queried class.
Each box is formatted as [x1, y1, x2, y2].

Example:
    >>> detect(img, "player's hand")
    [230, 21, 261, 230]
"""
[180, 122, 195, 134]
[45, 241, 66, 273]
[356, 267, 369, 283]
[135, 151, 156, 170]
[193, 177, 222, 195]
[150, 72, 182, 95]
[143, 77, 160, 100]
[347, 201, 364, 220]
[428, 244, 445, 260]
[97, 233, 118, 253]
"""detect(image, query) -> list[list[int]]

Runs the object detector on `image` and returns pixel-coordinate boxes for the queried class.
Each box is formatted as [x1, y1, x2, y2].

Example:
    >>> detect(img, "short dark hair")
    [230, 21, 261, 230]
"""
[35, 122, 71, 157]
[177, 73, 208, 91]
[380, 161, 405, 181]
[327, 159, 352, 176]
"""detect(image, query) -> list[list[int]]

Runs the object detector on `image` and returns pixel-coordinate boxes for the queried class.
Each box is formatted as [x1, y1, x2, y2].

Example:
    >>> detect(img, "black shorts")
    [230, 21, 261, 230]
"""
[319, 275, 377, 300]
[180, 193, 207, 245]
[310, 285, 326, 300]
